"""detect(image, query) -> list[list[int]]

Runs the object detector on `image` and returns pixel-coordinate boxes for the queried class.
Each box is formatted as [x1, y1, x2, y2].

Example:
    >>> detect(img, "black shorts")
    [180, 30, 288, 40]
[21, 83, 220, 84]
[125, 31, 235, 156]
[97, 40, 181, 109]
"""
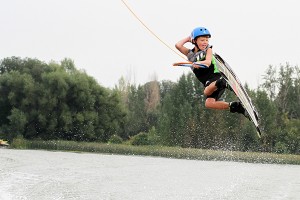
[207, 87, 225, 100]
[201, 73, 225, 100]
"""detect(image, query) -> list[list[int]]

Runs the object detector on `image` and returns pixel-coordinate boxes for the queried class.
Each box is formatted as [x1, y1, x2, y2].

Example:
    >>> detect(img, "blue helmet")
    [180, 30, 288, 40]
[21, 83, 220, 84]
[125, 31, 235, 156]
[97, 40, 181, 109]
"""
[191, 27, 211, 40]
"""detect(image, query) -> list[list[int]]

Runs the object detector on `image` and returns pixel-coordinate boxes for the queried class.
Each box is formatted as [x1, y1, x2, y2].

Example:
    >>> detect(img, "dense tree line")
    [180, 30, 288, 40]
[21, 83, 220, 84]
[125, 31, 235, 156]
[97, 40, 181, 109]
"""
[0, 57, 126, 142]
[0, 57, 299, 154]
[114, 64, 299, 154]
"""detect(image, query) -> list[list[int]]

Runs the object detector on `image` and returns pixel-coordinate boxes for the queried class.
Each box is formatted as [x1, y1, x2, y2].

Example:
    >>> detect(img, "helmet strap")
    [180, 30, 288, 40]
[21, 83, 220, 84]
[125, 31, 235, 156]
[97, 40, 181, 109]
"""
[193, 37, 200, 51]
[194, 43, 200, 51]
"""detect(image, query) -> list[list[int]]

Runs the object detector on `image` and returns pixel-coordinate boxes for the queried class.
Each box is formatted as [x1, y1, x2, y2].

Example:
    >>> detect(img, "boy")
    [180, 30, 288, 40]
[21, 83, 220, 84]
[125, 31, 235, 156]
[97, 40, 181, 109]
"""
[175, 27, 247, 116]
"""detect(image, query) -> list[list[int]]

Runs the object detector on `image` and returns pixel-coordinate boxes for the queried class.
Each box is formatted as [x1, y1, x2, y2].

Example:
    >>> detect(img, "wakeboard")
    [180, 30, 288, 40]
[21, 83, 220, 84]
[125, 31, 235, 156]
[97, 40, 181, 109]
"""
[213, 53, 261, 137]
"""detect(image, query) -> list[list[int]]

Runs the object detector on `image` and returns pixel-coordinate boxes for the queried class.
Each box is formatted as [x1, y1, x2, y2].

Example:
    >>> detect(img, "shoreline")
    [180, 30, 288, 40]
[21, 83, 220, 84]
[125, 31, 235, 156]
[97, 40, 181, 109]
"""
[9, 139, 300, 165]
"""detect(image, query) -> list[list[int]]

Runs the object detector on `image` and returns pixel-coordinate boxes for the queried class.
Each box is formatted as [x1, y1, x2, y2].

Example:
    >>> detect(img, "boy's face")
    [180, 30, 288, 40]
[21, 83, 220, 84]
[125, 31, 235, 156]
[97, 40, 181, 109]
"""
[195, 36, 209, 50]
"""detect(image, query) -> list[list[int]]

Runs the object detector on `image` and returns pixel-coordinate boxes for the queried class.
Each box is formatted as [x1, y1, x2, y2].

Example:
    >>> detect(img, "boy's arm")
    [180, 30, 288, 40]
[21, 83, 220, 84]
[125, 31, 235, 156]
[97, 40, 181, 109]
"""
[193, 48, 212, 68]
[175, 36, 191, 56]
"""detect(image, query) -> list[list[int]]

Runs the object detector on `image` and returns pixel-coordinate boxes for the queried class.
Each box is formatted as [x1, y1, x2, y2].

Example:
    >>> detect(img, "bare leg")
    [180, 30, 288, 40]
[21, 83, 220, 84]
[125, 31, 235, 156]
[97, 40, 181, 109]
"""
[202, 80, 247, 117]
[203, 81, 229, 110]
[205, 98, 229, 110]
[203, 81, 217, 96]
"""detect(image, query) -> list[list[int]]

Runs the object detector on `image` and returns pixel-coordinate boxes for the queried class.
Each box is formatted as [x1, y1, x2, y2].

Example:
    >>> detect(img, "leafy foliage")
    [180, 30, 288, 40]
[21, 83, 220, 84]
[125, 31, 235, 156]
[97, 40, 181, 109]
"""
[0, 57, 126, 142]
[108, 134, 123, 144]
[131, 132, 150, 146]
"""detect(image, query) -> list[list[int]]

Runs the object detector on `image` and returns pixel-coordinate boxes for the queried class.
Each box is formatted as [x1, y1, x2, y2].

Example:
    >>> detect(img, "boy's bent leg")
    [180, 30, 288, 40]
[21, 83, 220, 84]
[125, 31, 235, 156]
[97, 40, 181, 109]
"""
[205, 98, 229, 110]
[203, 81, 218, 96]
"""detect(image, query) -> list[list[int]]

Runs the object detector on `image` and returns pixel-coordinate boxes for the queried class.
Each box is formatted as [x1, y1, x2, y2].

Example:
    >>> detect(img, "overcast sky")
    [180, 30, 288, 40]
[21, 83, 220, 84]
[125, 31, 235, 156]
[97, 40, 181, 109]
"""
[1, 0, 299, 89]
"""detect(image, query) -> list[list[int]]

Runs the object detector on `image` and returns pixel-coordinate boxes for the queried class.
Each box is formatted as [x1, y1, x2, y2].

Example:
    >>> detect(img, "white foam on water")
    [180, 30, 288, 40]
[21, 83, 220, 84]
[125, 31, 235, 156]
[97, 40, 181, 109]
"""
[0, 149, 299, 200]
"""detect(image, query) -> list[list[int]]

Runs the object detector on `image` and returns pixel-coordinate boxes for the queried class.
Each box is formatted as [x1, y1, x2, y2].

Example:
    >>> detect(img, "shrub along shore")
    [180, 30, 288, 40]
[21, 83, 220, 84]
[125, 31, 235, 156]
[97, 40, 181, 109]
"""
[10, 139, 300, 165]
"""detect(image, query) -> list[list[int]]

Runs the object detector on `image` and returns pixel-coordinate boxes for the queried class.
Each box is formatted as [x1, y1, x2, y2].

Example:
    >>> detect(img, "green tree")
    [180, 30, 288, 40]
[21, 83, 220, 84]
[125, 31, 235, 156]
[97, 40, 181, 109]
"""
[0, 57, 126, 142]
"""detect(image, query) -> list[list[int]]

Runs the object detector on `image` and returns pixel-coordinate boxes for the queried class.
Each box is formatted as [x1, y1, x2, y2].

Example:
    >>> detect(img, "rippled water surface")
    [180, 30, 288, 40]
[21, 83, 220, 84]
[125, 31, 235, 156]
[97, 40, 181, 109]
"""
[0, 149, 299, 200]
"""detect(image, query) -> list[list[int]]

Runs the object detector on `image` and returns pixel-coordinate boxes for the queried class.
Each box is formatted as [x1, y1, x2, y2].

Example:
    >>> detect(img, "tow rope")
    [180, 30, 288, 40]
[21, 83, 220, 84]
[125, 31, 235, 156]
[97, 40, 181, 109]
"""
[121, 0, 187, 61]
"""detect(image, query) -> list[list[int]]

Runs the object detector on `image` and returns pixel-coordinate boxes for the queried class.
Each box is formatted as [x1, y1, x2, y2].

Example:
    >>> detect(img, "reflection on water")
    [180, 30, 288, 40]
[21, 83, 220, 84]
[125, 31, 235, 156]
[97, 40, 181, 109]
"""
[0, 149, 299, 200]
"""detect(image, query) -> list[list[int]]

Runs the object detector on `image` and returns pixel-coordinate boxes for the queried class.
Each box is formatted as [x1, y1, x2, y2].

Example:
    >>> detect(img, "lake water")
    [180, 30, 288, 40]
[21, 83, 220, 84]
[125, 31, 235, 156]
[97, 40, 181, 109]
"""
[0, 149, 299, 200]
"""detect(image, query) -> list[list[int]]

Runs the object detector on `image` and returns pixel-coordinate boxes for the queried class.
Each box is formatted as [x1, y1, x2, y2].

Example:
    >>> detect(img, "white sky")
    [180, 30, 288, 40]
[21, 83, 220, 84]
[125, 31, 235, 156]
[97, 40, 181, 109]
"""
[1, 0, 300, 89]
